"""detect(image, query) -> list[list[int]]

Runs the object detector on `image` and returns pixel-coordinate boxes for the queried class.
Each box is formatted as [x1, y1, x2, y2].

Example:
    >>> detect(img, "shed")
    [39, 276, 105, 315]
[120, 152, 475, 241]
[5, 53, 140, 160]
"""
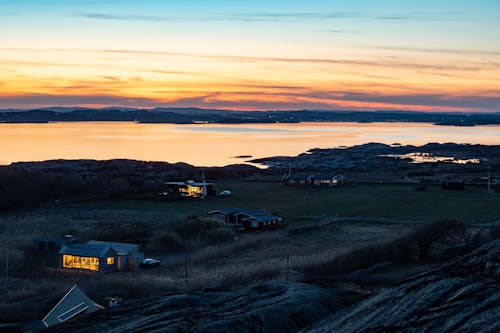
[42, 284, 104, 328]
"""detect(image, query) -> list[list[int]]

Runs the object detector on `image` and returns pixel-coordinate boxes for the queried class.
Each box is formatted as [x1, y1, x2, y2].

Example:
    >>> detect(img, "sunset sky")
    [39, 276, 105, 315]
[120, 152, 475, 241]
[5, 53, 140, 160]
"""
[1, 0, 499, 111]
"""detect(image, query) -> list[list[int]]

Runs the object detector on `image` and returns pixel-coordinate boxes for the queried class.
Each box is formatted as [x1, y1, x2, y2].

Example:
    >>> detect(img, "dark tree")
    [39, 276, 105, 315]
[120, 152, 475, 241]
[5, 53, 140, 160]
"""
[412, 219, 466, 260]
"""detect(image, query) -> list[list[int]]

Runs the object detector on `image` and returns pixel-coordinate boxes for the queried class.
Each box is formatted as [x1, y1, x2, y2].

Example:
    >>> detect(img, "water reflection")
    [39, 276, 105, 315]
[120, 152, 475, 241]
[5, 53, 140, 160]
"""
[0, 122, 498, 166]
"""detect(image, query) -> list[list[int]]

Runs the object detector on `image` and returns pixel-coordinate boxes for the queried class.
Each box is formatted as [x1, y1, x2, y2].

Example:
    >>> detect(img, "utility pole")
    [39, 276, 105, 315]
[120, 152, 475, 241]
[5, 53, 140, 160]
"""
[286, 254, 290, 282]
[4, 249, 8, 291]
[202, 171, 207, 199]
[184, 238, 189, 287]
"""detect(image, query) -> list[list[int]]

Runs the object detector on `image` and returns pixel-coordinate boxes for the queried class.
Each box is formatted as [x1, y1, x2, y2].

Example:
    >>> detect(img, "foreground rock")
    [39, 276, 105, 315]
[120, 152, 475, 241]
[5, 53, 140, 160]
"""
[48, 282, 346, 333]
[303, 239, 500, 333]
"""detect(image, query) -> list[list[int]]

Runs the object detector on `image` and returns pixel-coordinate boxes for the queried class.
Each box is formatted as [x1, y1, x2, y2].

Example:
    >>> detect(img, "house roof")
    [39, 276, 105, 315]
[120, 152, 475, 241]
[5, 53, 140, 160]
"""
[235, 209, 270, 217]
[243, 214, 282, 222]
[86, 241, 139, 255]
[209, 208, 244, 215]
[166, 181, 214, 186]
[313, 174, 345, 180]
[42, 284, 104, 328]
[209, 208, 281, 223]
[59, 243, 114, 258]
[284, 174, 312, 180]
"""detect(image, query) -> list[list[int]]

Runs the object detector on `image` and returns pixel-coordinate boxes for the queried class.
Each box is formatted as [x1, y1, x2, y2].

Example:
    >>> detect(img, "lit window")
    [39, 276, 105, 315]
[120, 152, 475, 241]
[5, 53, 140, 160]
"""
[107, 257, 115, 265]
[63, 255, 99, 271]
[63, 254, 73, 268]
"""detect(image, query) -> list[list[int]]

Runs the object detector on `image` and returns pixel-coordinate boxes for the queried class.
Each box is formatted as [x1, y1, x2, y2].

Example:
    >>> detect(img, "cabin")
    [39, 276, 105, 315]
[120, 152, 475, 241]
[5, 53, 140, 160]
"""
[42, 284, 104, 328]
[209, 208, 282, 231]
[282, 173, 346, 187]
[59, 241, 144, 273]
[311, 175, 346, 187]
[208, 208, 244, 224]
[161, 180, 216, 199]
[282, 173, 313, 185]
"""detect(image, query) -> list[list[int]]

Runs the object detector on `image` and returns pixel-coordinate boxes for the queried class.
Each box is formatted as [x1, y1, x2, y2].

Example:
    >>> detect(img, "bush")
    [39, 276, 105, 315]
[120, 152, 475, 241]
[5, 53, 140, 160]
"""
[303, 239, 414, 276]
[408, 219, 466, 260]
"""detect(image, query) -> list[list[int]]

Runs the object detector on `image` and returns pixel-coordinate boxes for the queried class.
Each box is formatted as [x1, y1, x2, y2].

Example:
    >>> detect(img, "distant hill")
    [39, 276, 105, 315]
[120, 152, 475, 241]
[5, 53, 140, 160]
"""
[0, 108, 499, 126]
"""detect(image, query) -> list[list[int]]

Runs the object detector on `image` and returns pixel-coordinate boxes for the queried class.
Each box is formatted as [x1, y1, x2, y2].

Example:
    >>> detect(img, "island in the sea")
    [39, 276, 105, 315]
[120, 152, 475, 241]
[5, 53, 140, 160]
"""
[1, 107, 500, 126]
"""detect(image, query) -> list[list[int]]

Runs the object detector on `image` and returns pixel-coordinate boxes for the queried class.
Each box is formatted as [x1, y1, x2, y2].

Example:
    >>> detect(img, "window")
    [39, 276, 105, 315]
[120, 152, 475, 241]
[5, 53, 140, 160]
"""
[107, 257, 114, 265]
[63, 255, 99, 271]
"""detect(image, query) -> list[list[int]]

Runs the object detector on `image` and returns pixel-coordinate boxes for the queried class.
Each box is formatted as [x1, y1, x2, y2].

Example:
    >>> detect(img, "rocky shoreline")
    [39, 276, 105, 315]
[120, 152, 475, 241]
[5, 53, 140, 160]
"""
[252, 142, 500, 185]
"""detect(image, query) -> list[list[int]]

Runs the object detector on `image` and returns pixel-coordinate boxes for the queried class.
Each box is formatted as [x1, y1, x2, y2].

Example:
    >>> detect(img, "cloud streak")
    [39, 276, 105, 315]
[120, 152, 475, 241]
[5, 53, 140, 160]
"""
[75, 11, 470, 23]
[369, 45, 500, 57]
[0, 47, 483, 73]
[2, 90, 499, 112]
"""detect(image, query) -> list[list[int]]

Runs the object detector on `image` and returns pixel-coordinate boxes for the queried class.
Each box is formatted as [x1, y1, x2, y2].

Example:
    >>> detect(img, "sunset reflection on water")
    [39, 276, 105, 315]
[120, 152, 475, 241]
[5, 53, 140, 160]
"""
[0, 122, 498, 166]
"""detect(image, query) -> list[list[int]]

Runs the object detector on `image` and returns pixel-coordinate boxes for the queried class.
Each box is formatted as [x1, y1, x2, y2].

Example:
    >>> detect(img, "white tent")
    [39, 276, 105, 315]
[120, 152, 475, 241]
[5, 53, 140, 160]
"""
[42, 284, 104, 328]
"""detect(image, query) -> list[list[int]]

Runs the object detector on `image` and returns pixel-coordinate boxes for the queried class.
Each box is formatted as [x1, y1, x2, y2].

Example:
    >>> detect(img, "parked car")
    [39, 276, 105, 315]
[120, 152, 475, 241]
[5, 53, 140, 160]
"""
[140, 258, 160, 268]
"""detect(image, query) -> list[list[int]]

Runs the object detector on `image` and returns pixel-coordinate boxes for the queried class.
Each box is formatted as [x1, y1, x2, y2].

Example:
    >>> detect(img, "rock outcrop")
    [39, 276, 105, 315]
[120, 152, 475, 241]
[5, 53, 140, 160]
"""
[47, 282, 346, 333]
[302, 239, 500, 333]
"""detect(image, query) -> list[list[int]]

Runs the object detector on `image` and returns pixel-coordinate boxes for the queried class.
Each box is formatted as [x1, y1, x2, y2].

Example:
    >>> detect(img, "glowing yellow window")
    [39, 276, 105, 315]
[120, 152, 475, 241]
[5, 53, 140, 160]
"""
[90, 257, 99, 271]
[63, 254, 73, 268]
[107, 257, 115, 265]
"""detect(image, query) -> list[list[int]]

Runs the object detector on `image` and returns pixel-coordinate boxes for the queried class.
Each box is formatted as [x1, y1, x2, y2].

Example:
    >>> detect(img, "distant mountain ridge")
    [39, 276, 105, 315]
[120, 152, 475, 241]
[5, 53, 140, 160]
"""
[1, 107, 499, 126]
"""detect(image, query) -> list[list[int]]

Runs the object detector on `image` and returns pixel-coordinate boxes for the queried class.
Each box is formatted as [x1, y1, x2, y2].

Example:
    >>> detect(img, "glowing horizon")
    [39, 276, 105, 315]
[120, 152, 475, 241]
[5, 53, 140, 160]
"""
[1, 1, 500, 112]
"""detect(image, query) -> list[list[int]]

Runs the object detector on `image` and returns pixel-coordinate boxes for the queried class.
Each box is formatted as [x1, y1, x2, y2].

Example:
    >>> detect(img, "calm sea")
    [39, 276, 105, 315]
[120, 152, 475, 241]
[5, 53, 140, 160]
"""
[0, 122, 499, 166]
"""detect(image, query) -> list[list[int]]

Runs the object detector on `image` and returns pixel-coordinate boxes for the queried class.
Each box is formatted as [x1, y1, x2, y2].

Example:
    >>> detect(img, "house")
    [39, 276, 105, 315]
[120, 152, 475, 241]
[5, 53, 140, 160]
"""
[209, 208, 282, 231]
[311, 175, 346, 187]
[208, 207, 244, 224]
[42, 284, 104, 328]
[282, 173, 313, 185]
[59, 241, 144, 273]
[282, 173, 346, 187]
[161, 180, 216, 199]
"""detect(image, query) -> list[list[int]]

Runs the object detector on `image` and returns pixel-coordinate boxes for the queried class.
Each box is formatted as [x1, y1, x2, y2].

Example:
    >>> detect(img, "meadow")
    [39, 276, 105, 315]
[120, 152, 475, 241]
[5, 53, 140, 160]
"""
[0, 181, 498, 323]
[80, 181, 500, 224]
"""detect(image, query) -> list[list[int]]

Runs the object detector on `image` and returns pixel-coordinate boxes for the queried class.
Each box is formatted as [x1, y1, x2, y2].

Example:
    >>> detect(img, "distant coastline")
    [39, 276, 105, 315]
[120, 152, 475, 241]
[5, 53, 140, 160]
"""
[1, 108, 500, 126]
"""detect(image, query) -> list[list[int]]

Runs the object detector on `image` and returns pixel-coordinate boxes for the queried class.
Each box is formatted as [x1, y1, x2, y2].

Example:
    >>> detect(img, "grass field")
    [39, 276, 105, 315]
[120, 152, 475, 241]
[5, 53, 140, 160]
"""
[78, 182, 500, 224]
[1, 181, 498, 323]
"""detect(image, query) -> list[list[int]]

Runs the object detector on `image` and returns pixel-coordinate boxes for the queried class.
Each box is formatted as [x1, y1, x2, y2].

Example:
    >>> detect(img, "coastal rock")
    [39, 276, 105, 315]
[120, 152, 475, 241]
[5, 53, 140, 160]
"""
[302, 239, 500, 333]
[47, 282, 346, 333]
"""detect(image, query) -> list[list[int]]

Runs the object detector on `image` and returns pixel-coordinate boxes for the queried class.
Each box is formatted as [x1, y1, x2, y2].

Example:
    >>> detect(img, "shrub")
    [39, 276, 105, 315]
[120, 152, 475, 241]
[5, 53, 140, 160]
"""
[408, 219, 466, 260]
[302, 239, 413, 276]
